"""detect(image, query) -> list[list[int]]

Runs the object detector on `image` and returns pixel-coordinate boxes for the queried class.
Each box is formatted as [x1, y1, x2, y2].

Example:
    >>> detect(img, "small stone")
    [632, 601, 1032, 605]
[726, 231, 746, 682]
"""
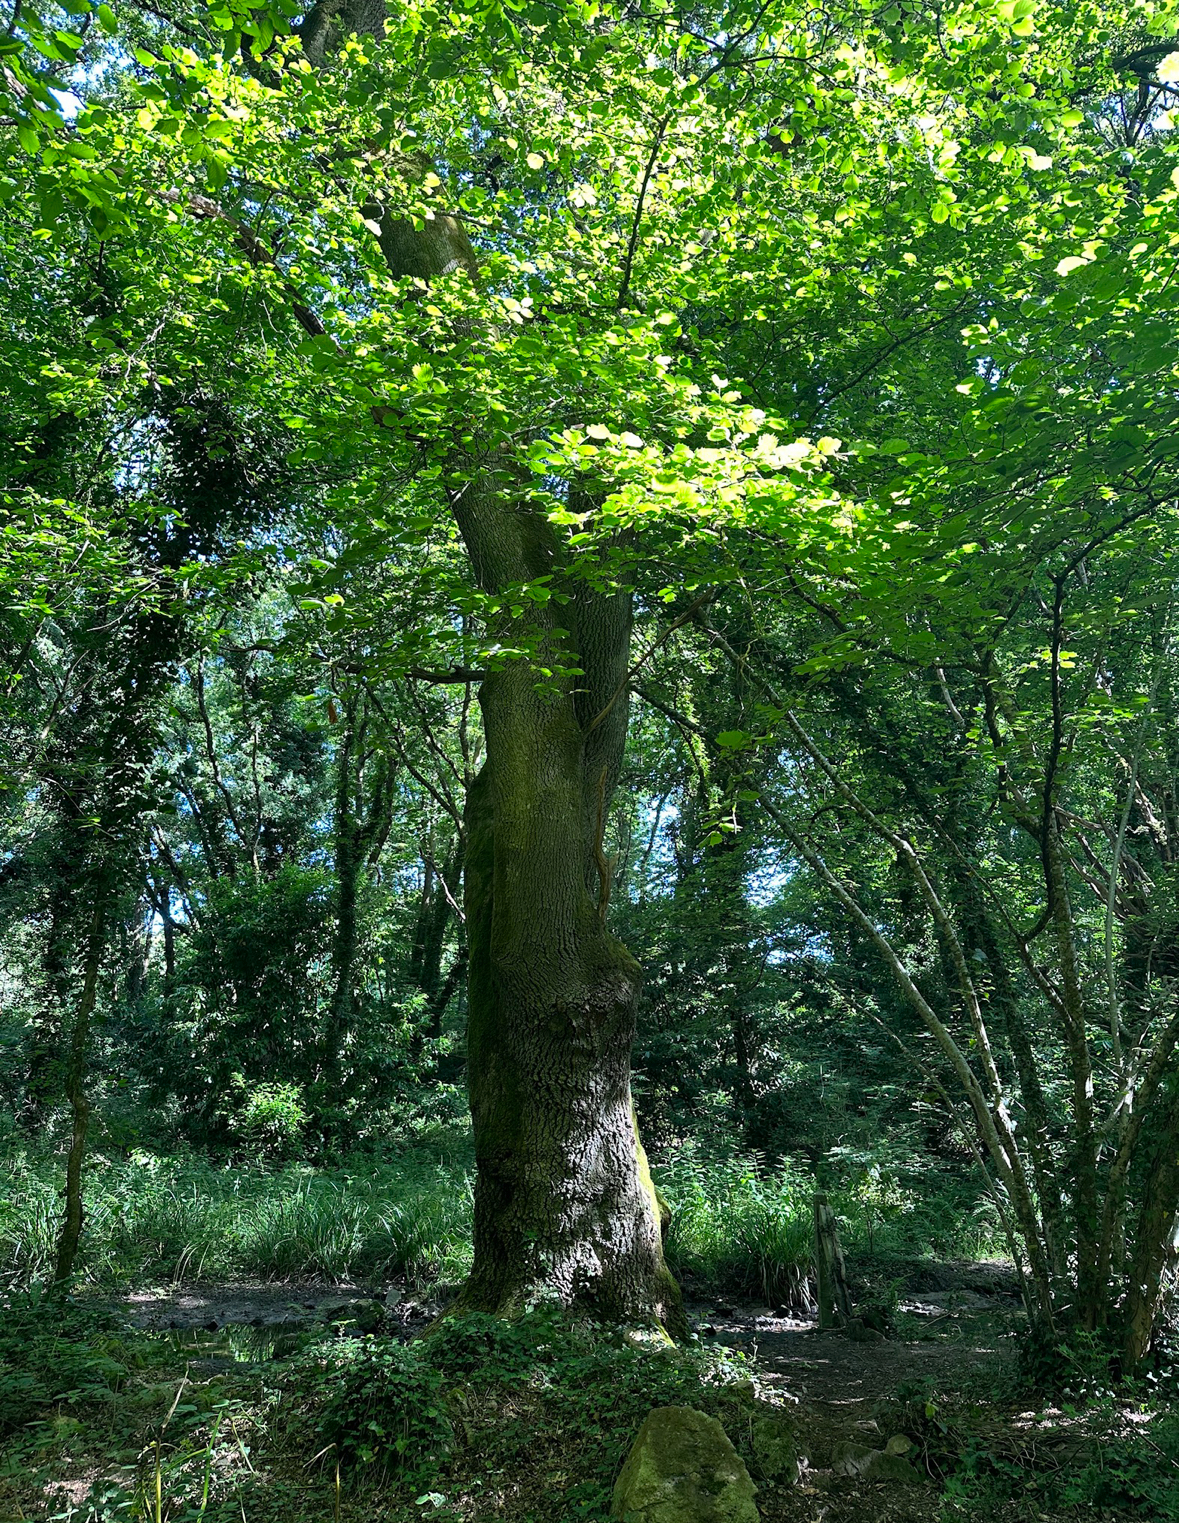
[350, 1299, 385, 1333]
[861, 1451, 922, 1485]
[831, 1442, 921, 1486]
[884, 1434, 914, 1457]
[612, 1405, 759, 1522]
[831, 1441, 876, 1477]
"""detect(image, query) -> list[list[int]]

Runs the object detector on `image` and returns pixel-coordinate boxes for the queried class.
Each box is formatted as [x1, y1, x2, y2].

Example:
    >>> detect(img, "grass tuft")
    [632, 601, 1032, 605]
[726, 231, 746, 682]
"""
[659, 1145, 816, 1308]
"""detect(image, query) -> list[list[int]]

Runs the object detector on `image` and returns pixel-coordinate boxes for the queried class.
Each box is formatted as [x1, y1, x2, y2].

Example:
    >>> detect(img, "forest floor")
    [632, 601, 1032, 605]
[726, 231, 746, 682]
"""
[6, 1258, 1174, 1522]
[700, 1265, 1029, 1522]
[106, 1260, 1148, 1522]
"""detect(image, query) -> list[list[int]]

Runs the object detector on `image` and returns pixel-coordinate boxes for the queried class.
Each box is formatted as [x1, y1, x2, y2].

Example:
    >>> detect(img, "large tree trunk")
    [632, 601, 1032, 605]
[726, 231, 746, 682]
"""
[440, 467, 681, 1329]
[458, 623, 680, 1328]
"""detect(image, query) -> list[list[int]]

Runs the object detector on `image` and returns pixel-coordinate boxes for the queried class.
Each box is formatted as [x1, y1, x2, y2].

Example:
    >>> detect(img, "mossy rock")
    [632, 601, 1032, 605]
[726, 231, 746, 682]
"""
[845, 1316, 885, 1344]
[612, 1405, 759, 1522]
[751, 1415, 800, 1484]
[831, 1440, 923, 1485]
[350, 1299, 386, 1333]
[318, 1298, 384, 1333]
[863, 1451, 923, 1484]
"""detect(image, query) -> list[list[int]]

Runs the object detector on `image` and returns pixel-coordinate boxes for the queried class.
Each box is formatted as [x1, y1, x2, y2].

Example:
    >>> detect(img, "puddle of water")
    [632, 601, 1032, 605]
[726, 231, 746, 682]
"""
[150, 1324, 301, 1363]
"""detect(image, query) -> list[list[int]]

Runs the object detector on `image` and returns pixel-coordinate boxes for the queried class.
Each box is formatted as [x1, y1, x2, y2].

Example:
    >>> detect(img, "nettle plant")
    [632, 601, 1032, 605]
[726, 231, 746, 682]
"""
[303, 1337, 452, 1485]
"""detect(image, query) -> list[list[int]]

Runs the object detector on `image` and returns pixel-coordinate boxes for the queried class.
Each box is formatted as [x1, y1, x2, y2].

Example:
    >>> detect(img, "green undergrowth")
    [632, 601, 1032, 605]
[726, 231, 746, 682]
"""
[864, 1373, 1179, 1522]
[941, 1413, 1179, 1521]
[659, 1146, 815, 1306]
[0, 1289, 255, 1522]
[0, 1294, 773, 1523]
[658, 1142, 1005, 1307]
[0, 1144, 475, 1290]
[0, 1136, 1004, 1298]
[4, 1293, 1178, 1522]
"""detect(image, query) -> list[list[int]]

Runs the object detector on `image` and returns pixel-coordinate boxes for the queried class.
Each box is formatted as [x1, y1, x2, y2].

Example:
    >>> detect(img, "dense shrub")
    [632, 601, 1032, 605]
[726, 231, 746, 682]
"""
[303, 1337, 452, 1485]
[232, 1081, 309, 1159]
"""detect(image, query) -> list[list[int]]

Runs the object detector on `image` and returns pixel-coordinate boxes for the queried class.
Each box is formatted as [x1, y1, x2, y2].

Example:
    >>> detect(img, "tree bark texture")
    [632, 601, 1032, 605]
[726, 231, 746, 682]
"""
[1123, 1085, 1179, 1370]
[814, 1193, 851, 1329]
[457, 572, 680, 1328]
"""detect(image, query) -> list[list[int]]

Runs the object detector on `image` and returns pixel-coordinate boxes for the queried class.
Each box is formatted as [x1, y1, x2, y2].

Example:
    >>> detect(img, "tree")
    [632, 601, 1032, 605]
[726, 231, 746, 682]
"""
[6, 0, 1179, 1336]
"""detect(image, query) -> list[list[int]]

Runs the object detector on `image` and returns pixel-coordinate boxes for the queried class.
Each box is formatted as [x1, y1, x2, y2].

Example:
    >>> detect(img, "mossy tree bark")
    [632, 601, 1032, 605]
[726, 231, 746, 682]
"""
[434, 439, 681, 1325]
[458, 573, 680, 1328]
